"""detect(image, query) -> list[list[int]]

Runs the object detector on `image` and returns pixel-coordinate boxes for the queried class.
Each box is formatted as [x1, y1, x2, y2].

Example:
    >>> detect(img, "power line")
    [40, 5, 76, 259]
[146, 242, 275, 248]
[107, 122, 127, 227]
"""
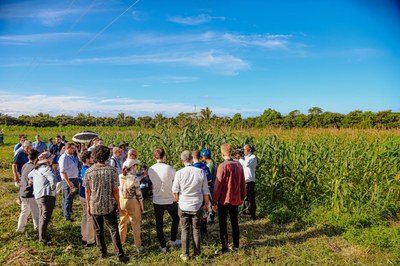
[75, 0, 141, 56]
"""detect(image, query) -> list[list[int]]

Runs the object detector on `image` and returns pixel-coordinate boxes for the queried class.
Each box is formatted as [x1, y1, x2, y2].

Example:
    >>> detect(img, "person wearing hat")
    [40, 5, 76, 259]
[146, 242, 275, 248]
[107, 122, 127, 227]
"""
[118, 159, 144, 253]
[12, 140, 32, 184]
[28, 151, 57, 243]
[172, 150, 210, 262]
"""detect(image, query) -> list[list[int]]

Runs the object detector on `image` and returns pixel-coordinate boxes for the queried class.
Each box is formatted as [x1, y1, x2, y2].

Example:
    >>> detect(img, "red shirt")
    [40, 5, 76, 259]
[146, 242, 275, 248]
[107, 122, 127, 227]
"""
[212, 159, 246, 206]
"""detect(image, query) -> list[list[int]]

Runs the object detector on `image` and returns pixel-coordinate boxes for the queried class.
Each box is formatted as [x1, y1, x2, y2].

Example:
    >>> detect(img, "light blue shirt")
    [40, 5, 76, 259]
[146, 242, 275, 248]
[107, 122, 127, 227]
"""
[172, 165, 210, 212]
[29, 165, 56, 199]
[59, 152, 79, 179]
[33, 141, 47, 153]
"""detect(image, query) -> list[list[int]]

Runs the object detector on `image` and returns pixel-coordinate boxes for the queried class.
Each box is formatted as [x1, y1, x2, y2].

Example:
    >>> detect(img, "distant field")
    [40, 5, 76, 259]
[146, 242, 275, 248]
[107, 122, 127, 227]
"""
[1, 126, 400, 265]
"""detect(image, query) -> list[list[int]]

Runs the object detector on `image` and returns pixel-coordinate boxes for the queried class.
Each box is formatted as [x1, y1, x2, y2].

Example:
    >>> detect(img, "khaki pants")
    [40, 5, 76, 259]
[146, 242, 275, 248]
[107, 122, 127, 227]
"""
[119, 198, 142, 248]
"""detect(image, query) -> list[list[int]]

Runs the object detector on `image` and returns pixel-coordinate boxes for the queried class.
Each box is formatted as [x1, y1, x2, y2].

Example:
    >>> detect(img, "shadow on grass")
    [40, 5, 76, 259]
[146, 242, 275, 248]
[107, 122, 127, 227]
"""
[239, 215, 342, 250]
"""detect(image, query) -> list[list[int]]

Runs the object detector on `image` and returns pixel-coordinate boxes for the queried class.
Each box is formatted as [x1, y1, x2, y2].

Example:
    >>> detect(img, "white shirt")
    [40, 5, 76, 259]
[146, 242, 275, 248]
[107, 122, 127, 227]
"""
[148, 161, 176, 205]
[239, 153, 257, 183]
[172, 165, 210, 212]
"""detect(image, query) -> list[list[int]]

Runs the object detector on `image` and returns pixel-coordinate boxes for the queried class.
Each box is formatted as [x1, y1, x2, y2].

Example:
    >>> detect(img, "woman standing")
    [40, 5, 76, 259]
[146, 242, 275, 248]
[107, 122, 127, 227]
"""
[28, 151, 56, 243]
[119, 159, 144, 253]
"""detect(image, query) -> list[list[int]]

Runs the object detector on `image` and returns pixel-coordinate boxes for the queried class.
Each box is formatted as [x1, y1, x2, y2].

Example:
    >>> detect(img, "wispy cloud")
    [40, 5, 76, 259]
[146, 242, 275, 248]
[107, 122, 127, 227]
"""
[0, 92, 257, 117]
[0, 51, 249, 75]
[0, 2, 109, 26]
[168, 14, 225, 25]
[222, 33, 293, 48]
[0, 32, 91, 45]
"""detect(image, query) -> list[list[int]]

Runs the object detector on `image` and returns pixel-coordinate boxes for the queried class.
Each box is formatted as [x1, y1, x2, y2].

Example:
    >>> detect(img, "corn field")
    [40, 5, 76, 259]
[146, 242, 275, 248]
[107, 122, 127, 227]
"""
[2, 124, 400, 222]
[97, 123, 400, 222]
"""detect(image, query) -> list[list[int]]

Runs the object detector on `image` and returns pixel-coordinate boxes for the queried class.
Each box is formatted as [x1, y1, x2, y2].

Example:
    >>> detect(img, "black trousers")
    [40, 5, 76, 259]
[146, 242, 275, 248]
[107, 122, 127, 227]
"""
[245, 181, 256, 219]
[91, 207, 124, 258]
[218, 203, 240, 251]
[153, 202, 180, 248]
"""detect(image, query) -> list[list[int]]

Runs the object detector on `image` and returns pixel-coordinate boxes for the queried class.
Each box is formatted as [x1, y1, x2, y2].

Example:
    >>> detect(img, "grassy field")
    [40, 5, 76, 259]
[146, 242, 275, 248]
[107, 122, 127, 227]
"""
[1, 126, 400, 265]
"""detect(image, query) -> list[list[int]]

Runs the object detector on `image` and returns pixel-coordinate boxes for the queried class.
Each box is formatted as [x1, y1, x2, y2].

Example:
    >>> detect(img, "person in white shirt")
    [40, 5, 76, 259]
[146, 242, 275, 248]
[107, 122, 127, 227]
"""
[239, 144, 257, 220]
[148, 148, 181, 253]
[172, 150, 210, 261]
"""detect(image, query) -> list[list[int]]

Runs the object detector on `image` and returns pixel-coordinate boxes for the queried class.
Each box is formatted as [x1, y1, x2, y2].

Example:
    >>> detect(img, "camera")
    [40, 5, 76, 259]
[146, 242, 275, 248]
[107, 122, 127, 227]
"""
[233, 146, 244, 159]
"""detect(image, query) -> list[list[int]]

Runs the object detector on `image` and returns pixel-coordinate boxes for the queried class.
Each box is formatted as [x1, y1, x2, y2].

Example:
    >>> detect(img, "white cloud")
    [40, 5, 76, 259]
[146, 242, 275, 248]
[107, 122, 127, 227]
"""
[1, 50, 249, 76]
[0, 2, 109, 26]
[222, 33, 293, 48]
[0, 32, 91, 45]
[168, 14, 225, 25]
[0, 92, 258, 117]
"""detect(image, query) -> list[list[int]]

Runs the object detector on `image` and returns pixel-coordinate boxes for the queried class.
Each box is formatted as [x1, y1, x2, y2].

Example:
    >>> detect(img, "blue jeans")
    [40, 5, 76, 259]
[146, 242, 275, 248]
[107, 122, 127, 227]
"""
[62, 178, 79, 220]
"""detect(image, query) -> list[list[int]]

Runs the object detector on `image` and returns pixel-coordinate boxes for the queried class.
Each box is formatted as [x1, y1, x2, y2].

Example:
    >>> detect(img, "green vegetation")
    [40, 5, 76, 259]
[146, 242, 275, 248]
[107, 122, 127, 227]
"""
[1, 106, 399, 128]
[0, 125, 400, 265]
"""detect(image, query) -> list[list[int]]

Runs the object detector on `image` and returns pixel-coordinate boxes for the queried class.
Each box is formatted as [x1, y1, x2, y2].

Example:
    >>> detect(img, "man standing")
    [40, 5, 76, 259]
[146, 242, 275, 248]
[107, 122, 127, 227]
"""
[58, 142, 79, 221]
[239, 144, 257, 220]
[201, 148, 218, 224]
[173, 151, 210, 261]
[84, 145, 129, 262]
[212, 143, 246, 254]
[108, 147, 123, 175]
[50, 135, 65, 171]
[16, 149, 40, 232]
[14, 134, 26, 155]
[32, 135, 47, 154]
[192, 149, 211, 237]
[148, 148, 181, 253]
[12, 140, 32, 184]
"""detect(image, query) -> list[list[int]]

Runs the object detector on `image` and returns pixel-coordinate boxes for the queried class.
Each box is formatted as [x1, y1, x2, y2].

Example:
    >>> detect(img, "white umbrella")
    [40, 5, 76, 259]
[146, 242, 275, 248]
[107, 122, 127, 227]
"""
[72, 131, 99, 144]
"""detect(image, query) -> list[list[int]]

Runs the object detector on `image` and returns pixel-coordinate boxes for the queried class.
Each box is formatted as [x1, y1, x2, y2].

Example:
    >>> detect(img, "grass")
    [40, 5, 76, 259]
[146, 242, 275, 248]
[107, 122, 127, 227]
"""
[1, 174, 400, 265]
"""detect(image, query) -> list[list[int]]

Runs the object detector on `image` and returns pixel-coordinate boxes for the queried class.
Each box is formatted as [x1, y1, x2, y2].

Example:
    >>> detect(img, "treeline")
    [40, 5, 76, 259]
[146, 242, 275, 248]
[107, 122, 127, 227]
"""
[0, 107, 399, 129]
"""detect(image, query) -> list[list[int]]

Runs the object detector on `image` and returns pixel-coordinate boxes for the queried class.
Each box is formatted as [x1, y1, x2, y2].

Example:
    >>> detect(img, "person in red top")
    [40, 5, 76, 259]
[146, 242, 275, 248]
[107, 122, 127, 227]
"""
[212, 143, 246, 254]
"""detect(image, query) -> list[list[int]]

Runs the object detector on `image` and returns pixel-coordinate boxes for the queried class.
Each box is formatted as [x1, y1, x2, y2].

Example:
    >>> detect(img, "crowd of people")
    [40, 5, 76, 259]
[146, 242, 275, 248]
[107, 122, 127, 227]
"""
[12, 133, 258, 262]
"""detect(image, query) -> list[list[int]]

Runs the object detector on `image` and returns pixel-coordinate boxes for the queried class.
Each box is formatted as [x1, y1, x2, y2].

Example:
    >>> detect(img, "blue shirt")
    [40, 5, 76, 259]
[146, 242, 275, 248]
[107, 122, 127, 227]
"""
[193, 161, 212, 182]
[14, 143, 22, 152]
[79, 165, 90, 198]
[28, 165, 56, 199]
[59, 152, 79, 179]
[13, 150, 29, 175]
[33, 141, 47, 153]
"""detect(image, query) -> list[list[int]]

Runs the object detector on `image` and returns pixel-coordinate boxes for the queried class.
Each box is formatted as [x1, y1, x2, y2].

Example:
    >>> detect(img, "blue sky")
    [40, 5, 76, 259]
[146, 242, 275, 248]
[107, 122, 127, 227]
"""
[0, 0, 399, 118]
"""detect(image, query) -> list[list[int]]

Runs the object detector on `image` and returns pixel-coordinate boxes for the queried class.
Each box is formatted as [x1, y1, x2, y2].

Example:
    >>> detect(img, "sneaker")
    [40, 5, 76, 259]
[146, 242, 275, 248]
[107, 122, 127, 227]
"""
[85, 242, 96, 248]
[229, 247, 239, 252]
[118, 255, 130, 262]
[136, 246, 143, 253]
[169, 239, 182, 247]
[159, 247, 167, 254]
[100, 252, 108, 259]
[215, 248, 228, 255]
[180, 254, 189, 262]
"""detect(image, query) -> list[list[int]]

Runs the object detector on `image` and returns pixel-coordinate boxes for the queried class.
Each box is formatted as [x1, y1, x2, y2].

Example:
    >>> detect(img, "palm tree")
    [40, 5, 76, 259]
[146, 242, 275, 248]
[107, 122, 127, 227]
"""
[200, 107, 213, 120]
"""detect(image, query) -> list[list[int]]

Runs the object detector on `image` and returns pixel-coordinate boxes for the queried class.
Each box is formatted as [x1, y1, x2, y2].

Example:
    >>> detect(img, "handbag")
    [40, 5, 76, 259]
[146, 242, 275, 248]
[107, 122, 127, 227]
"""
[21, 185, 34, 198]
